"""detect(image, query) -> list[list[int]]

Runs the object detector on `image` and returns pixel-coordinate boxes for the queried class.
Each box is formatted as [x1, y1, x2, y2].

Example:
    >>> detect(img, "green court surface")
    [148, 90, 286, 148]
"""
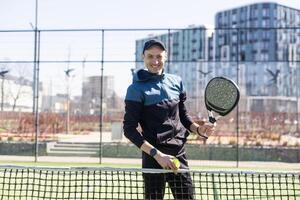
[0, 159, 299, 172]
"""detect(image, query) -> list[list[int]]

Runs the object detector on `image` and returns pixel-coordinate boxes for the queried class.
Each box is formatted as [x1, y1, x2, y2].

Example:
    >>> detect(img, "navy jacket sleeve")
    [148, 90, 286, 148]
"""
[123, 85, 145, 148]
[179, 92, 194, 131]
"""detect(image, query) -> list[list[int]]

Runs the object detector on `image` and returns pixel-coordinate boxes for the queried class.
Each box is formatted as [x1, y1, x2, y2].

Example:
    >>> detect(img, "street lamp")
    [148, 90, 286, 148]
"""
[0, 70, 9, 111]
[64, 68, 75, 134]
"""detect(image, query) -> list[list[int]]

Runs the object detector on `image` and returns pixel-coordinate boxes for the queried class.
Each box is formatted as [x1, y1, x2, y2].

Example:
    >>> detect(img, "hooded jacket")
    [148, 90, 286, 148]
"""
[123, 69, 194, 156]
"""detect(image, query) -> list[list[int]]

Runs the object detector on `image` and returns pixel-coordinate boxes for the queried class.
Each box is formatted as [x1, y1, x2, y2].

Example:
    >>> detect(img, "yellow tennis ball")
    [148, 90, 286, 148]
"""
[172, 158, 180, 169]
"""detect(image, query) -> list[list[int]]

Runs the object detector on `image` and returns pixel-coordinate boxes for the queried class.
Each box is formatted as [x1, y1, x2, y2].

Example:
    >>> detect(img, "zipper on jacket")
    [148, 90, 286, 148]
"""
[160, 77, 169, 100]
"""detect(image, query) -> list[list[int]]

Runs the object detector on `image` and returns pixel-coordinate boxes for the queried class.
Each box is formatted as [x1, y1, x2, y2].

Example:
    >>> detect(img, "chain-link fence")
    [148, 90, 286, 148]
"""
[0, 28, 299, 163]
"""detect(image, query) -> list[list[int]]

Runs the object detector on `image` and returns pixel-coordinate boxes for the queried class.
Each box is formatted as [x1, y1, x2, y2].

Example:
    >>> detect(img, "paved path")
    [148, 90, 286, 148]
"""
[0, 155, 299, 171]
[1, 132, 299, 171]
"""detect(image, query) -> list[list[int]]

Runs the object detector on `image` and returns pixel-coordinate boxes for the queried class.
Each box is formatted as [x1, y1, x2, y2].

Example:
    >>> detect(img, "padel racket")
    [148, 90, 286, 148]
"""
[205, 76, 240, 124]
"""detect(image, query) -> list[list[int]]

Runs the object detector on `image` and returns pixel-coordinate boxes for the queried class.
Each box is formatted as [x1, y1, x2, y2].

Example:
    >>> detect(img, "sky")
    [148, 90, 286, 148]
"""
[1, 0, 300, 29]
[0, 0, 300, 97]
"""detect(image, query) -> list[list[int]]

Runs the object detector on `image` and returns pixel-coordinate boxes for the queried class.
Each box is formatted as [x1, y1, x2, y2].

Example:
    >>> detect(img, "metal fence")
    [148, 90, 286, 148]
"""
[0, 28, 299, 164]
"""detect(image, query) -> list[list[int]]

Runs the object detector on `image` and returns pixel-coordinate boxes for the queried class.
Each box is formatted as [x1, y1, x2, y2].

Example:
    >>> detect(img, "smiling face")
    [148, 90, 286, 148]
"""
[142, 45, 167, 75]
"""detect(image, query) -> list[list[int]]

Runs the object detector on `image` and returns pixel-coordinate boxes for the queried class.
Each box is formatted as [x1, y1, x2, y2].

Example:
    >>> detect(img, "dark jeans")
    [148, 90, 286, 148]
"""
[143, 171, 194, 200]
[142, 152, 194, 200]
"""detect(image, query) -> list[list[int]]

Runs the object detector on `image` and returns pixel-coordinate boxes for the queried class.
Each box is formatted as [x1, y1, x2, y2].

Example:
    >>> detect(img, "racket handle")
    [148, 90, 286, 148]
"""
[209, 116, 216, 124]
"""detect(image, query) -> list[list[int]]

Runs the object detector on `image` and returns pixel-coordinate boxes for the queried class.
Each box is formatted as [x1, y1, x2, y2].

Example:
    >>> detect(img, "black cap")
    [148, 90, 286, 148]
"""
[142, 39, 166, 54]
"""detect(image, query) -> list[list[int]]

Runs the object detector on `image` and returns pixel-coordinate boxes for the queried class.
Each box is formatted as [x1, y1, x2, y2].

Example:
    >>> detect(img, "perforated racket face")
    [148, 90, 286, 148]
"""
[205, 77, 240, 116]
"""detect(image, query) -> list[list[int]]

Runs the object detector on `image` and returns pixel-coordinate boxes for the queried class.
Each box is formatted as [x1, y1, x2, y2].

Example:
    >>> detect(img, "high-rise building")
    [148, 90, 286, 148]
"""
[81, 75, 114, 115]
[134, 2, 300, 114]
[214, 2, 300, 97]
[135, 25, 206, 67]
[215, 2, 300, 62]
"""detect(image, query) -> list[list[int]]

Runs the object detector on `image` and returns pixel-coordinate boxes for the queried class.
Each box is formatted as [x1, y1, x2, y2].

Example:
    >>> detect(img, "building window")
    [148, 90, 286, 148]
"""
[261, 53, 269, 61]
[254, 52, 260, 61]
[232, 12, 237, 23]
[217, 15, 222, 25]
[262, 30, 269, 39]
[253, 8, 259, 18]
[262, 19, 269, 27]
[262, 8, 269, 17]
[296, 14, 300, 26]
[232, 35, 237, 43]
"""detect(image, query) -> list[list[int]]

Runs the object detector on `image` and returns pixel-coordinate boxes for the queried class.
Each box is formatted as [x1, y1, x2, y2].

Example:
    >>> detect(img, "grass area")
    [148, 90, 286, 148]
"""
[0, 160, 299, 172]
[0, 160, 140, 168]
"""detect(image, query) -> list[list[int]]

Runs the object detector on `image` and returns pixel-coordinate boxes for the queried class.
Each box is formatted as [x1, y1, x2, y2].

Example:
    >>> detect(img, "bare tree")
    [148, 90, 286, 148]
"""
[0, 67, 9, 111]
[10, 78, 25, 111]
[6, 64, 33, 112]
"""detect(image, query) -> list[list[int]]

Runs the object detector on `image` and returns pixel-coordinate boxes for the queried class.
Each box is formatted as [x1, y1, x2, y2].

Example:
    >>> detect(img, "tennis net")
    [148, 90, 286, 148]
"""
[0, 165, 299, 199]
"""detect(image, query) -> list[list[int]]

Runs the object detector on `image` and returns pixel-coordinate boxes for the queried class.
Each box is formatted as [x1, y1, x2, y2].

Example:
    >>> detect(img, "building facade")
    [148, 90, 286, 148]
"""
[135, 2, 300, 114]
[81, 75, 115, 115]
[214, 2, 300, 97]
[135, 25, 206, 66]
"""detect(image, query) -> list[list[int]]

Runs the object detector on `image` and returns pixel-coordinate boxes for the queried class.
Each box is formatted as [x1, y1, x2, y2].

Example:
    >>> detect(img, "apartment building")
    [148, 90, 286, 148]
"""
[215, 2, 300, 97]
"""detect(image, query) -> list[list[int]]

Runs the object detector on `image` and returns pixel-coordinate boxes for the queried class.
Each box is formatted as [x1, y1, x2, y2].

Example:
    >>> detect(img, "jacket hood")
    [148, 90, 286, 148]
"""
[132, 69, 164, 82]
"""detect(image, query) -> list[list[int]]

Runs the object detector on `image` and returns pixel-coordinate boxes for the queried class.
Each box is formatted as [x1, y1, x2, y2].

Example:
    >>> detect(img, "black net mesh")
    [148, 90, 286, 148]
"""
[0, 166, 299, 200]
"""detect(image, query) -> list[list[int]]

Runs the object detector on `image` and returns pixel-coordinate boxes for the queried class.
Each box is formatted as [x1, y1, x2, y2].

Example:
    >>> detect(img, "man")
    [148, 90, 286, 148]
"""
[123, 39, 215, 199]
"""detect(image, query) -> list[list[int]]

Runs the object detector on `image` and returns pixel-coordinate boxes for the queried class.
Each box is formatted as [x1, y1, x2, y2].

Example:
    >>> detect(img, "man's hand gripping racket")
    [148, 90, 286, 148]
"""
[198, 76, 240, 139]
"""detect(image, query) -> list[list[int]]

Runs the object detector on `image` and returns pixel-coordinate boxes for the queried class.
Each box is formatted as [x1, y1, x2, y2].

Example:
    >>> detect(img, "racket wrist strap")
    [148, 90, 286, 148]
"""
[196, 126, 208, 139]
